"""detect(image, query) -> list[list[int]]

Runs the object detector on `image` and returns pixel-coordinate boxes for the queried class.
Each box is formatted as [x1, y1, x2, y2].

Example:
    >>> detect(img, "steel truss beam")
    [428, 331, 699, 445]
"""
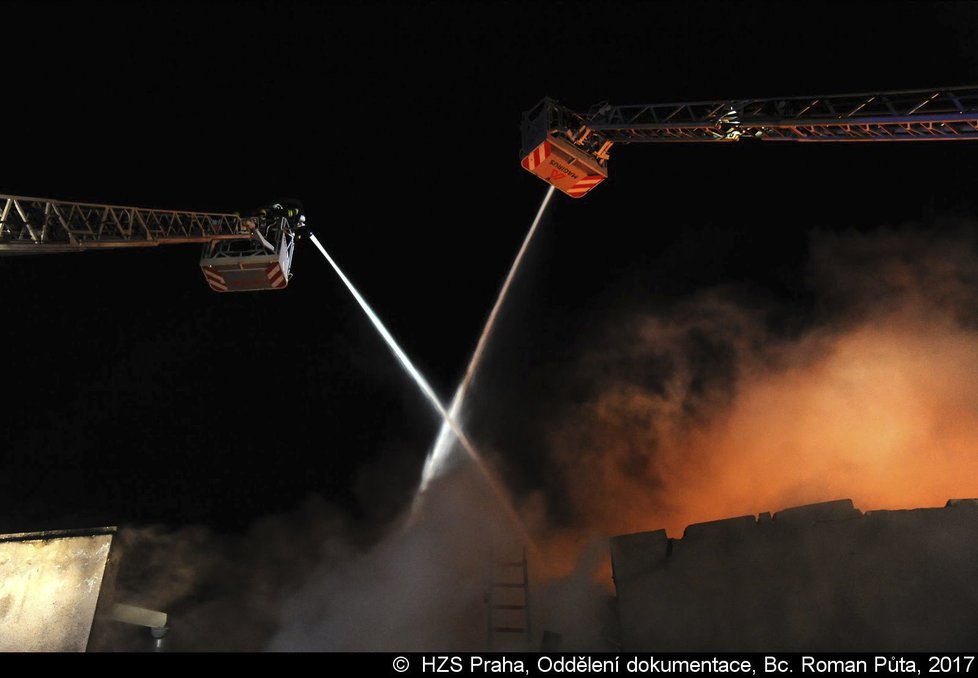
[588, 86, 978, 143]
[0, 195, 251, 253]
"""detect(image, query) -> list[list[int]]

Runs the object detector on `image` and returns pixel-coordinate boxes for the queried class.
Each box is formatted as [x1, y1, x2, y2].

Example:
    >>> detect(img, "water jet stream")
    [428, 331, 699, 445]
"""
[309, 233, 534, 546]
[419, 186, 556, 492]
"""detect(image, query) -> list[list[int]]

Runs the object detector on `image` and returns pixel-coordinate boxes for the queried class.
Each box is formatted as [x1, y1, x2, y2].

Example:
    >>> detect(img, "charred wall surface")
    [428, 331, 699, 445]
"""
[611, 499, 978, 651]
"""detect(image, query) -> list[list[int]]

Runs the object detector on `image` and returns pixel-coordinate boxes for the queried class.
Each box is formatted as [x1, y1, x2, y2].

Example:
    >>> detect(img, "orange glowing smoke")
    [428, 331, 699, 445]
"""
[542, 225, 978, 545]
[667, 317, 978, 531]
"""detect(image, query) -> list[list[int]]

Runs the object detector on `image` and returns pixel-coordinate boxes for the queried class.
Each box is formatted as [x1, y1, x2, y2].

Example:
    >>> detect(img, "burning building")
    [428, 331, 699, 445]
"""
[610, 498, 978, 651]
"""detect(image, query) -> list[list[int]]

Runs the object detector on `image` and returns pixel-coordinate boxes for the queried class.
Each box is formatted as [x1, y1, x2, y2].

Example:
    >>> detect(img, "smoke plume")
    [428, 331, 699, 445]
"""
[545, 222, 978, 543]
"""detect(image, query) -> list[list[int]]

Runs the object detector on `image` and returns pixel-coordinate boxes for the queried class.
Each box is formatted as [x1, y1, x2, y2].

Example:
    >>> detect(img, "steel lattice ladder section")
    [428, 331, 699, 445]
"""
[485, 547, 530, 650]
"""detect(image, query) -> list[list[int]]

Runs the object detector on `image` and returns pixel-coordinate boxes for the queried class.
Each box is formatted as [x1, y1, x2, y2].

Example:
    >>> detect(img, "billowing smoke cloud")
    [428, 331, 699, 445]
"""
[93, 220, 978, 651]
[268, 468, 510, 651]
[544, 221, 978, 543]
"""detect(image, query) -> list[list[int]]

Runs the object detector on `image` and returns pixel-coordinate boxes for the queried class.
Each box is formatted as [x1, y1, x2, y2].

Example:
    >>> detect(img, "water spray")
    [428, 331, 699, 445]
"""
[419, 186, 556, 491]
[309, 233, 534, 547]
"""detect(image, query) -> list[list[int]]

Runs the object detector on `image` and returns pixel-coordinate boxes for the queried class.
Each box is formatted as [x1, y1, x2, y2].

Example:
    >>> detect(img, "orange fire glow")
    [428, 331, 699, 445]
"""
[545, 308, 978, 548]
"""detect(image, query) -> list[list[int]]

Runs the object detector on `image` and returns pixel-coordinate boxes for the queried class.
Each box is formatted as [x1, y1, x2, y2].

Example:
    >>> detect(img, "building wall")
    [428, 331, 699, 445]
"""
[0, 529, 114, 651]
[610, 499, 978, 651]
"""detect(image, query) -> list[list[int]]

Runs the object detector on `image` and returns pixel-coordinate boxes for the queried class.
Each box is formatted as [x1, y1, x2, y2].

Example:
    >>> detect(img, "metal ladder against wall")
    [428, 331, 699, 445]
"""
[485, 547, 531, 650]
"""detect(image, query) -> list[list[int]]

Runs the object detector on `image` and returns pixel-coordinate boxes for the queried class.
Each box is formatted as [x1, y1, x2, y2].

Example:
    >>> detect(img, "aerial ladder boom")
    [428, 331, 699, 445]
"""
[0, 194, 305, 292]
[521, 86, 978, 198]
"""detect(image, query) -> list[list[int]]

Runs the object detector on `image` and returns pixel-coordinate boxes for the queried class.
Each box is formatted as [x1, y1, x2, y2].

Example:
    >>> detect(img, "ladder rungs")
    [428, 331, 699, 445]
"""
[492, 627, 526, 633]
[492, 604, 525, 610]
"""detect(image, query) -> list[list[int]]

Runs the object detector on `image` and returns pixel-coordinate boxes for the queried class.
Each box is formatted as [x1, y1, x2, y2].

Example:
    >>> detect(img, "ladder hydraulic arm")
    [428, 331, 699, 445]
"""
[0, 194, 307, 292]
[587, 86, 978, 143]
[0, 194, 251, 254]
[521, 86, 978, 198]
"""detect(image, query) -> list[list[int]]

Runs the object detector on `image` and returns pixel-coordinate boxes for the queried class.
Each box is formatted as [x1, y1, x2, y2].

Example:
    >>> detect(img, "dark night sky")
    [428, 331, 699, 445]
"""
[2, 1, 977, 533]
